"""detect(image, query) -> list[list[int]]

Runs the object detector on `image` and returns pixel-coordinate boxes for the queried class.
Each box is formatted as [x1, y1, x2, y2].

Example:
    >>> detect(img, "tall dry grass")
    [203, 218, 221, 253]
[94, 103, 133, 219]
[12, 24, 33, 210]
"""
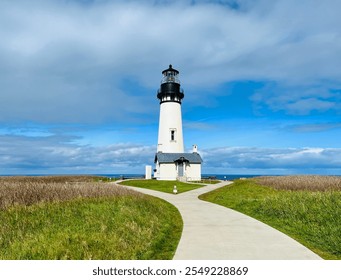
[254, 175, 341, 191]
[0, 176, 182, 260]
[0, 176, 139, 210]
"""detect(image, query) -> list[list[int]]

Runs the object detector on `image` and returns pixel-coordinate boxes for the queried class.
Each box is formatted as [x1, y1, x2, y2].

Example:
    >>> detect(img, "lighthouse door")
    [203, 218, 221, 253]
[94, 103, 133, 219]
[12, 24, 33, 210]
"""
[178, 162, 184, 177]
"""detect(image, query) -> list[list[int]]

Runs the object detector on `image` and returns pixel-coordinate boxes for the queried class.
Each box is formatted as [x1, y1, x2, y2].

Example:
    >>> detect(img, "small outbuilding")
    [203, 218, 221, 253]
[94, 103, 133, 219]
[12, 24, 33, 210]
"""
[154, 152, 202, 181]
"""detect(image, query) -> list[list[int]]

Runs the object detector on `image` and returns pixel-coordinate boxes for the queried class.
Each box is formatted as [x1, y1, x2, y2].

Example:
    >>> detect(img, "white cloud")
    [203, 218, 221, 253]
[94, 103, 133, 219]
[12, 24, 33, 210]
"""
[202, 146, 341, 174]
[251, 83, 341, 115]
[1, 0, 341, 123]
[289, 123, 341, 133]
[0, 0, 340, 176]
[1, 130, 340, 175]
[285, 98, 335, 115]
[0, 133, 155, 174]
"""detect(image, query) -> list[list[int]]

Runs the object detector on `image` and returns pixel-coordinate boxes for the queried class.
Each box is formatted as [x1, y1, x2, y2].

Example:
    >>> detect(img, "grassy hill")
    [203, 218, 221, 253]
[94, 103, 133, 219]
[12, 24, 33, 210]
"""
[199, 176, 341, 260]
[0, 176, 182, 259]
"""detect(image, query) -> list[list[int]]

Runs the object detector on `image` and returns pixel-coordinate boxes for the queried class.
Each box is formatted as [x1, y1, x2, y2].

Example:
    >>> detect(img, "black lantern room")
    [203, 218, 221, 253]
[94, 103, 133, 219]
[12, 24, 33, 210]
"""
[157, 64, 184, 104]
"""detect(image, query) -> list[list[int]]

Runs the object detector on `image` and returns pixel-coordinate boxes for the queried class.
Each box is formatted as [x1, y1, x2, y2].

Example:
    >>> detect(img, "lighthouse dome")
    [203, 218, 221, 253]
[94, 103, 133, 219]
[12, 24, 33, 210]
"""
[157, 64, 184, 104]
[161, 64, 180, 84]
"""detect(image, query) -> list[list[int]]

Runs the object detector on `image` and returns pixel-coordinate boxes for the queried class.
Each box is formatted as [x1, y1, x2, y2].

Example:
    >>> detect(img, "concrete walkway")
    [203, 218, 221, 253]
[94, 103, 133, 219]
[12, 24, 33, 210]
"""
[117, 181, 322, 260]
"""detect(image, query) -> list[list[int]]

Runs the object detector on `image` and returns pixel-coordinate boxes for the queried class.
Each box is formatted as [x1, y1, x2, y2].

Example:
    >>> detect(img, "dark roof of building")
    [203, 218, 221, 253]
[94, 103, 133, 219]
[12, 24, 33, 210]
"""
[162, 64, 179, 75]
[155, 152, 203, 164]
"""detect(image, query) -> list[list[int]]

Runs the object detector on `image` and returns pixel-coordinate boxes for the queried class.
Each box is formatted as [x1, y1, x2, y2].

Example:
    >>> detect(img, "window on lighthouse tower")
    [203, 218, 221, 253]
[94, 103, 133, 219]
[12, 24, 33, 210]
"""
[171, 129, 175, 141]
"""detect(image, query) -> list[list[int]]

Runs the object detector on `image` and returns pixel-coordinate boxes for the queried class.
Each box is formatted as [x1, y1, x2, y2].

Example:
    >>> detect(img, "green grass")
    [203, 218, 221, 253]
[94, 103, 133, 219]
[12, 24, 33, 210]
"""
[120, 179, 204, 194]
[0, 195, 182, 260]
[199, 179, 341, 260]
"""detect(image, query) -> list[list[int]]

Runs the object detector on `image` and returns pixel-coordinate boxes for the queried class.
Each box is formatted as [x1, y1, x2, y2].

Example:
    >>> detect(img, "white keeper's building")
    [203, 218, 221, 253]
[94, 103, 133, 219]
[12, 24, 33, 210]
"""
[154, 65, 202, 181]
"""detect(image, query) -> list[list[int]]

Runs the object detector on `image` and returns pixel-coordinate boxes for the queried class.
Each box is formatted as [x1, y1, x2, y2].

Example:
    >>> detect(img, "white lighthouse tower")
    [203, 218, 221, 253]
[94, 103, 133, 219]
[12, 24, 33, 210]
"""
[154, 65, 202, 181]
[157, 65, 184, 153]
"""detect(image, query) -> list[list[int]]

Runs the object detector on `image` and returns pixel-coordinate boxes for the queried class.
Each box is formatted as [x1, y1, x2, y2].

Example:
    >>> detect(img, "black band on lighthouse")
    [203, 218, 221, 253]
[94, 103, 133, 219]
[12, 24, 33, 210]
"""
[157, 64, 184, 104]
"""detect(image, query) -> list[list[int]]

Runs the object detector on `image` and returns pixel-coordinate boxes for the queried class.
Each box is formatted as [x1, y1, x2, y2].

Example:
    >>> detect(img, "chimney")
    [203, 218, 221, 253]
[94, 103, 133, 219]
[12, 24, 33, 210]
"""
[193, 144, 198, 153]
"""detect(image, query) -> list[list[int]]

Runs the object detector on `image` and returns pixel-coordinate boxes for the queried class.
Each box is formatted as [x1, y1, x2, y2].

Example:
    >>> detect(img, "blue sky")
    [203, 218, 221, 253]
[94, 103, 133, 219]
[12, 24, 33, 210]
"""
[0, 0, 340, 175]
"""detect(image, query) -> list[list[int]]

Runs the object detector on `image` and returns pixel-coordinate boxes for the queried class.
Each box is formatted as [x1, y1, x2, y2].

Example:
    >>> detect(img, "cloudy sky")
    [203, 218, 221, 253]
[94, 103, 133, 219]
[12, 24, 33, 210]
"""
[1, 0, 340, 175]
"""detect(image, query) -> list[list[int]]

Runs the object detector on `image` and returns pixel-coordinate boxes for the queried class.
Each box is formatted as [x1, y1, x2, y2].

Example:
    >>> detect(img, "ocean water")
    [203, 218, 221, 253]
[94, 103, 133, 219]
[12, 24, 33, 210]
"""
[202, 174, 260, 180]
[97, 174, 260, 181]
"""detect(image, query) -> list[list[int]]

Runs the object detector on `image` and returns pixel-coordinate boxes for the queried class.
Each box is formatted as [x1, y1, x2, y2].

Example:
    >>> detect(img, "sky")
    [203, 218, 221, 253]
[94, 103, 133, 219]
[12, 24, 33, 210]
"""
[0, 0, 340, 175]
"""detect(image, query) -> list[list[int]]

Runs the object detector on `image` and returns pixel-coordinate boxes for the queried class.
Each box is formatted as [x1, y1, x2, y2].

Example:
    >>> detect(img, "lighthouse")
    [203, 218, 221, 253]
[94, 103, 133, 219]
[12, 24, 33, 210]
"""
[156, 65, 184, 153]
[154, 65, 202, 181]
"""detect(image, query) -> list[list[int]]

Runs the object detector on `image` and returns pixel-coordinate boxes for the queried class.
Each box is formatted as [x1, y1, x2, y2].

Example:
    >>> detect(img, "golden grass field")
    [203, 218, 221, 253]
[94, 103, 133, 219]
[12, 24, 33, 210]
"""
[0, 176, 183, 259]
[254, 175, 341, 191]
[0, 175, 139, 210]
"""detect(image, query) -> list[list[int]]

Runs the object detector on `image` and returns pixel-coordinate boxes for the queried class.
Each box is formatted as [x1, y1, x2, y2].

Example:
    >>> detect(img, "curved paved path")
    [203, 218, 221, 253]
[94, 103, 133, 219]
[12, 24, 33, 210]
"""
[117, 181, 321, 260]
